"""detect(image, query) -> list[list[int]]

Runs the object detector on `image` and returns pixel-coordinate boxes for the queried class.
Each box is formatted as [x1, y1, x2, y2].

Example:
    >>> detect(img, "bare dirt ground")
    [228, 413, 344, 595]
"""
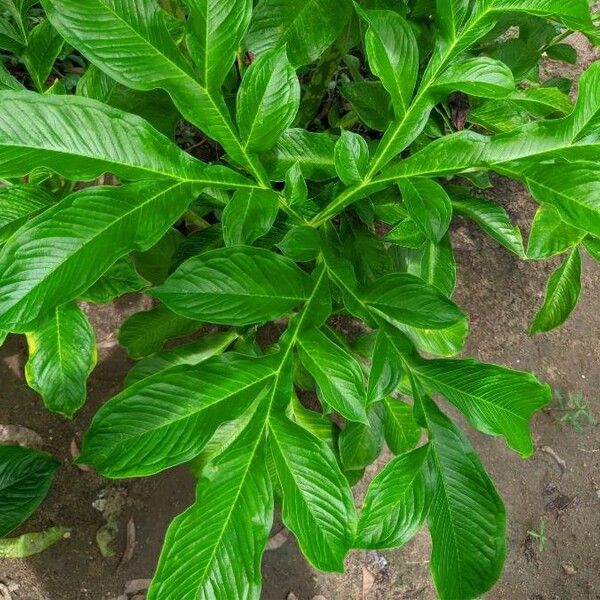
[1, 35, 599, 600]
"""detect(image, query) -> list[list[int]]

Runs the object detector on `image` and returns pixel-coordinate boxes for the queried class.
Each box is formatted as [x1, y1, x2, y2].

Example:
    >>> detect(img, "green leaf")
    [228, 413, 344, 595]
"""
[222, 189, 280, 246]
[0, 184, 54, 245]
[41, 0, 268, 180]
[384, 397, 421, 454]
[417, 237, 457, 297]
[118, 304, 202, 360]
[148, 402, 272, 600]
[0, 62, 24, 91]
[0, 181, 199, 332]
[297, 328, 368, 423]
[185, 0, 253, 92]
[0, 526, 69, 559]
[334, 131, 369, 185]
[22, 19, 64, 92]
[237, 46, 300, 152]
[583, 236, 600, 263]
[422, 394, 506, 600]
[269, 413, 356, 571]
[124, 331, 238, 387]
[412, 356, 551, 456]
[385, 218, 427, 249]
[433, 57, 515, 99]
[0, 92, 245, 186]
[283, 163, 308, 207]
[401, 319, 468, 358]
[398, 178, 452, 243]
[530, 247, 581, 335]
[25, 303, 97, 418]
[0, 445, 59, 537]
[490, 0, 591, 30]
[82, 258, 149, 303]
[245, 0, 353, 68]
[134, 228, 183, 285]
[356, 444, 430, 549]
[276, 225, 321, 262]
[519, 164, 600, 239]
[356, 8, 418, 118]
[80, 354, 277, 477]
[546, 42, 577, 64]
[451, 194, 525, 256]
[259, 129, 338, 181]
[527, 204, 585, 259]
[341, 81, 394, 131]
[361, 273, 466, 330]
[151, 247, 312, 326]
[367, 328, 405, 404]
[339, 402, 385, 471]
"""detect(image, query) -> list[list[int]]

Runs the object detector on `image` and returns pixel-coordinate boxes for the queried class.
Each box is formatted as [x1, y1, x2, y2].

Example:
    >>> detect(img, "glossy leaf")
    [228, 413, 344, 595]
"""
[82, 258, 149, 303]
[276, 225, 320, 262]
[0, 444, 59, 537]
[22, 19, 63, 92]
[0, 181, 199, 332]
[357, 8, 418, 117]
[148, 403, 272, 600]
[398, 178, 452, 243]
[356, 443, 430, 549]
[25, 303, 97, 418]
[124, 331, 238, 387]
[339, 402, 385, 471]
[185, 0, 253, 92]
[0, 185, 54, 245]
[412, 357, 551, 456]
[384, 396, 422, 455]
[297, 327, 368, 423]
[245, 0, 353, 68]
[530, 247, 581, 335]
[118, 304, 202, 359]
[269, 413, 356, 572]
[237, 46, 300, 152]
[422, 394, 506, 600]
[151, 247, 312, 326]
[222, 189, 280, 246]
[334, 131, 369, 185]
[527, 204, 585, 259]
[79, 354, 277, 477]
[361, 273, 466, 330]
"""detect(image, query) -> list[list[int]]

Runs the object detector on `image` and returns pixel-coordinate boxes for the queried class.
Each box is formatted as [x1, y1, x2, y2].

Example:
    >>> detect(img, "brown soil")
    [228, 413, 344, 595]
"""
[1, 34, 600, 600]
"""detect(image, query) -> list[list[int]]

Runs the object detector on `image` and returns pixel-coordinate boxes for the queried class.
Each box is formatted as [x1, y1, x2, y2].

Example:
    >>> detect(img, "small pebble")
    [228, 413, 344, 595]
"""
[561, 562, 577, 576]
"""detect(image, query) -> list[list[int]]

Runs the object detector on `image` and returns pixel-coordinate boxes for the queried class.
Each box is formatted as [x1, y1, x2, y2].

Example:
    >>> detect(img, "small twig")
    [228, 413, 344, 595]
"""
[540, 445, 566, 473]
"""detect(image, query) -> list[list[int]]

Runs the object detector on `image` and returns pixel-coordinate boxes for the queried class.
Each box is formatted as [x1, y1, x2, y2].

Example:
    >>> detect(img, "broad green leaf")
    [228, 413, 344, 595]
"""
[356, 444, 430, 549]
[185, 0, 252, 92]
[422, 394, 506, 600]
[0, 526, 69, 559]
[435, 0, 470, 41]
[400, 319, 468, 358]
[361, 273, 466, 330]
[22, 19, 63, 92]
[0, 181, 200, 332]
[237, 47, 300, 152]
[412, 356, 551, 456]
[269, 413, 356, 571]
[583, 236, 600, 263]
[433, 57, 515, 99]
[297, 328, 368, 423]
[452, 195, 525, 256]
[384, 397, 421, 454]
[81, 258, 149, 303]
[417, 237, 457, 297]
[339, 403, 385, 471]
[25, 303, 96, 418]
[135, 228, 184, 285]
[222, 189, 280, 247]
[245, 0, 353, 68]
[341, 81, 394, 131]
[124, 331, 238, 387]
[41, 0, 268, 179]
[530, 247, 581, 335]
[276, 225, 320, 262]
[398, 178, 452, 243]
[0, 184, 54, 245]
[118, 304, 202, 359]
[519, 164, 600, 239]
[151, 247, 312, 326]
[80, 354, 277, 477]
[259, 129, 338, 181]
[288, 393, 337, 453]
[334, 131, 369, 185]
[283, 163, 308, 208]
[527, 204, 585, 259]
[356, 8, 418, 118]
[0, 91, 247, 186]
[0, 445, 59, 537]
[490, 0, 591, 30]
[385, 218, 427, 248]
[148, 403, 272, 600]
[512, 86, 573, 118]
